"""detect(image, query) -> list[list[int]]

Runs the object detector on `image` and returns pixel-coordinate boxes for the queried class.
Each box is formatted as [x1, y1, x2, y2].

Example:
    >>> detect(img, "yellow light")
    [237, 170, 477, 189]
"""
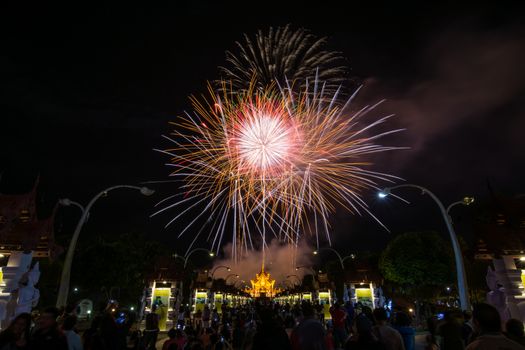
[409, 308, 414, 313]
[163, 280, 167, 284]
[463, 197, 475, 205]
[209, 252, 215, 257]
[111, 308, 115, 312]
[520, 257, 525, 261]
[0, 254, 4, 258]
[313, 251, 318, 255]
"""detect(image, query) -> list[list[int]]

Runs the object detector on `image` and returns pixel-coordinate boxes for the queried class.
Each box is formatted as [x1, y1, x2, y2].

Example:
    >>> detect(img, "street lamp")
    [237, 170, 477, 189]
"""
[286, 274, 301, 286]
[312, 248, 355, 270]
[56, 185, 155, 307]
[210, 265, 231, 279]
[172, 254, 186, 265]
[378, 184, 474, 311]
[183, 248, 215, 269]
[295, 265, 318, 277]
[225, 274, 239, 284]
[282, 279, 294, 288]
[234, 280, 246, 289]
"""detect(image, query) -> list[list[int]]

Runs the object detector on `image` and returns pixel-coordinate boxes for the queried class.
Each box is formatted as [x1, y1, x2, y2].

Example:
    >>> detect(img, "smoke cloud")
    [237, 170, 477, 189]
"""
[211, 239, 315, 288]
[361, 23, 525, 176]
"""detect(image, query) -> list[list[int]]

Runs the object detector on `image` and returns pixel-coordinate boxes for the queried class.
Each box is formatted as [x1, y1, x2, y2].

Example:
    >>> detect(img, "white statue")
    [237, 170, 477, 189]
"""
[486, 266, 509, 321]
[374, 286, 386, 308]
[14, 262, 40, 317]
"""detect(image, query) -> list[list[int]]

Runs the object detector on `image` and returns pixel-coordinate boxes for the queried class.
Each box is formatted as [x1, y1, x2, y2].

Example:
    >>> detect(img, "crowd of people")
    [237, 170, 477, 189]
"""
[0, 301, 523, 350]
[427, 304, 525, 349]
[154, 301, 525, 350]
[147, 302, 415, 350]
[0, 307, 77, 350]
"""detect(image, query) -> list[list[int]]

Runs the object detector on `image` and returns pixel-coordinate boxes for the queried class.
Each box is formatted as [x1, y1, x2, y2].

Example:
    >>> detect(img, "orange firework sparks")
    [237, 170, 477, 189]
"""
[154, 80, 404, 260]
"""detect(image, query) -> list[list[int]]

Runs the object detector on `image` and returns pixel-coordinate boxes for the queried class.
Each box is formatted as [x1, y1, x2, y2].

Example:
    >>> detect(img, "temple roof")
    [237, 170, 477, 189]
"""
[0, 177, 61, 258]
[245, 265, 281, 298]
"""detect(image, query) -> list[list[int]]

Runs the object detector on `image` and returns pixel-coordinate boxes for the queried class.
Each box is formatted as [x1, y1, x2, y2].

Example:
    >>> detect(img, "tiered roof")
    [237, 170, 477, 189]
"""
[0, 178, 61, 258]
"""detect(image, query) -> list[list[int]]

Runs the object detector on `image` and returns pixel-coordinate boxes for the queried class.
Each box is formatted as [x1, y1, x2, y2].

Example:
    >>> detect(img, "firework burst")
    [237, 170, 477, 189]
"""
[218, 24, 347, 93]
[154, 80, 404, 259]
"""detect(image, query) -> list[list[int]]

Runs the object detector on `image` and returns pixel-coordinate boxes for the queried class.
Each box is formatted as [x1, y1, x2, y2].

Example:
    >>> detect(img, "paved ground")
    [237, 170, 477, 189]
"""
[155, 332, 168, 349]
[153, 331, 430, 349]
[415, 333, 429, 350]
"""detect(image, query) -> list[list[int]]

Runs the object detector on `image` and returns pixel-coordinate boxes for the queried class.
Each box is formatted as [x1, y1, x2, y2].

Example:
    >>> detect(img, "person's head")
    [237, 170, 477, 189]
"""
[356, 314, 373, 334]
[362, 306, 373, 317]
[394, 312, 411, 327]
[168, 328, 177, 339]
[64, 303, 76, 315]
[444, 310, 462, 323]
[176, 329, 184, 338]
[472, 303, 501, 333]
[302, 302, 315, 318]
[373, 308, 388, 324]
[62, 315, 77, 331]
[8, 313, 31, 338]
[36, 307, 60, 331]
[99, 313, 118, 336]
[506, 318, 524, 337]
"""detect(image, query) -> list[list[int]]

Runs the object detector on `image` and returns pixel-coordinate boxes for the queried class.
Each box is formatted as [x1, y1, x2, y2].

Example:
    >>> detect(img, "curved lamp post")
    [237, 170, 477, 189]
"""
[183, 248, 215, 269]
[210, 265, 231, 279]
[57, 185, 155, 307]
[225, 274, 239, 284]
[313, 248, 355, 270]
[233, 280, 246, 289]
[295, 265, 318, 277]
[379, 184, 474, 311]
[286, 274, 301, 286]
[172, 254, 186, 265]
[281, 280, 293, 288]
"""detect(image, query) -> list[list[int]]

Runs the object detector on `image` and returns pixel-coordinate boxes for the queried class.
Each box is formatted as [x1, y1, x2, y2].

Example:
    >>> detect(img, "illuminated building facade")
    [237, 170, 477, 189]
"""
[245, 265, 281, 298]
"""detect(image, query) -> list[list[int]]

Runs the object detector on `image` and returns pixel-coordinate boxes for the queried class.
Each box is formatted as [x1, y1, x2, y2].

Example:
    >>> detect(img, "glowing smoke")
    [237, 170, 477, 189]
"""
[211, 239, 315, 287]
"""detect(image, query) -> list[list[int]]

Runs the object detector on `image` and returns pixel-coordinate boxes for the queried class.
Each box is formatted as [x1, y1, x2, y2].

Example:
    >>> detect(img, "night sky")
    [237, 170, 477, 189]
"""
[1, 2, 524, 256]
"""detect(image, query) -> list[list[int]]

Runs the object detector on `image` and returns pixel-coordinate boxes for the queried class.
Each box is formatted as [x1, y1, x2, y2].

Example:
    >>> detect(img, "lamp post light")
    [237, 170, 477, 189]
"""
[312, 248, 355, 270]
[378, 184, 474, 311]
[56, 185, 155, 308]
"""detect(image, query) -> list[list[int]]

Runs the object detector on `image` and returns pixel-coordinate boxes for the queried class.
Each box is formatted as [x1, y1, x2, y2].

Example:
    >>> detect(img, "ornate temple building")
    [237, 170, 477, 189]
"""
[245, 265, 281, 298]
[0, 178, 61, 258]
[0, 177, 59, 328]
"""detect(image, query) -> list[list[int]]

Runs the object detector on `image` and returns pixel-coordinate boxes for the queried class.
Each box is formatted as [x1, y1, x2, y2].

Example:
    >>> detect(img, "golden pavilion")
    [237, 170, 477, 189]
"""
[245, 265, 281, 298]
